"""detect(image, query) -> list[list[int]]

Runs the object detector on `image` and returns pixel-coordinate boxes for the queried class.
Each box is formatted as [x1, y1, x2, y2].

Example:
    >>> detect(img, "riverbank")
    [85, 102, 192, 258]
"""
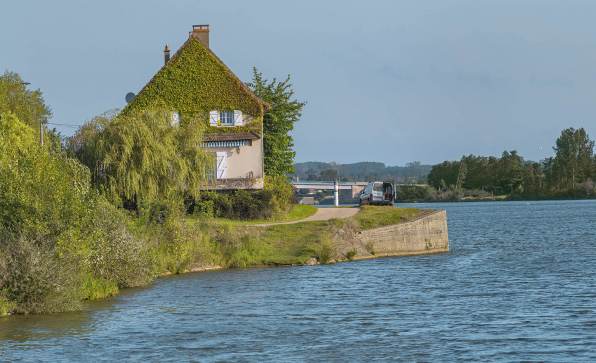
[0, 205, 446, 317]
[1, 200, 587, 361]
[143, 206, 447, 271]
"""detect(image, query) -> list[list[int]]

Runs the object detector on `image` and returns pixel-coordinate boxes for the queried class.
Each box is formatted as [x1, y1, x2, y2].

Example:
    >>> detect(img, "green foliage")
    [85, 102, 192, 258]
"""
[223, 234, 272, 268]
[66, 109, 214, 209]
[346, 248, 357, 261]
[355, 206, 427, 230]
[455, 156, 467, 191]
[316, 241, 335, 265]
[428, 151, 542, 198]
[0, 71, 52, 129]
[247, 68, 306, 176]
[319, 169, 339, 181]
[552, 127, 594, 189]
[57, 197, 158, 289]
[428, 160, 460, 190]
[396, 185, 431, 203]
[0, 111, 36, 148]
[0, 236, 83, 314]
[426, 127, 596, 200]
[82, 274, 118, 300]
[0, 113, 92, 237]
[121, 39, 265, 130]
[186, 206, 429, 267]
[0, 112, 158, 314]
[194, 175, 295, 220]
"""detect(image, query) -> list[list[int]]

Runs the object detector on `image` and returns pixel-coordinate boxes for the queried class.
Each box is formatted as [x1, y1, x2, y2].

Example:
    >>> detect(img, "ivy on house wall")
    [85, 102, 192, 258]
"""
[121, 39, 264, 134]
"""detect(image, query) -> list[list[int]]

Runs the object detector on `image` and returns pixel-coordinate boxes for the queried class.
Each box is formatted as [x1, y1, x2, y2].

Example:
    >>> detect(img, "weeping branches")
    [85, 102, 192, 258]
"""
[67, 108, 214, 209]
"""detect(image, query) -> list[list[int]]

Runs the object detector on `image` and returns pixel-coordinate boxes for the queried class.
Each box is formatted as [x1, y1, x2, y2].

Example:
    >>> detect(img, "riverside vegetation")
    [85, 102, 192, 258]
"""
[0, 71, 425, 317]
[0, 125, 423, 317]
[349, 128, 596, 203]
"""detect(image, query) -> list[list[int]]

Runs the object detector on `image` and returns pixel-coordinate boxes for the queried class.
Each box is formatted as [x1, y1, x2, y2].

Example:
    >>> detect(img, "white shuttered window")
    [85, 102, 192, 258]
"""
[209, 110, 243, 127]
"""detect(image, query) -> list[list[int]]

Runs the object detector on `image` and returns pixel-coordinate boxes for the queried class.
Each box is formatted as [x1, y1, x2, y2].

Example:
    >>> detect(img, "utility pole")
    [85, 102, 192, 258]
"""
[40, 120, 43, 146]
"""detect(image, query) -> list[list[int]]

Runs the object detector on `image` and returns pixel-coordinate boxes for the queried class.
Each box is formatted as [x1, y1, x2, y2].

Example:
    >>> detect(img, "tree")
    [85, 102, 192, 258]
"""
[552, 127, 594, 189]
[0, 71, 52, 129]
[67, 109, 213, 212]
[455, 156, 467, 191]
[0, 112, 36, 150]
[247, 68, 306, 176]
[497, 150, 524, 193]
[428, 160, 459, 189]
[319, 169, 339, 181]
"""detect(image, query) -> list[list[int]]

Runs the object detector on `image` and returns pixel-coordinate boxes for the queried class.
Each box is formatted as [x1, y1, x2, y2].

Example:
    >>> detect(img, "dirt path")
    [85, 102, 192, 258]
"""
[253, 207, 361, 227]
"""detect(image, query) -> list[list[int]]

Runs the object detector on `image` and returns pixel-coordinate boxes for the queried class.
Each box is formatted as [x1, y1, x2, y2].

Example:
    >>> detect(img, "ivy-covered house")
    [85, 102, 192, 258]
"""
[122, 25, 269, 191]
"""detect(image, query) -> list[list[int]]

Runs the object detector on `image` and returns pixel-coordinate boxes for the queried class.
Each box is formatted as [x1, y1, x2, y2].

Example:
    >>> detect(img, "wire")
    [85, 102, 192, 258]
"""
[46, 122, 81, 128]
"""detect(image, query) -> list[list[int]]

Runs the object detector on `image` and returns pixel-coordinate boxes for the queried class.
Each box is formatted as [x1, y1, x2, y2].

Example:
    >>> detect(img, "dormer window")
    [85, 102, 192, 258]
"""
[220, 111, 234, 126]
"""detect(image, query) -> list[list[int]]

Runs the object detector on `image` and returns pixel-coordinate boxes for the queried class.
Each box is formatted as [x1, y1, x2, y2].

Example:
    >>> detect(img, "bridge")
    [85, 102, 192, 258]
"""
[291, 181, 428, 199]
[291, 181, 368, 198]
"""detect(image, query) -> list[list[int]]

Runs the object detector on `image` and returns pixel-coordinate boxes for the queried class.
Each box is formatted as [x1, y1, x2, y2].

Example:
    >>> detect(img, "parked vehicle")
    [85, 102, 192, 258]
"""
[359, 181, 395, 206]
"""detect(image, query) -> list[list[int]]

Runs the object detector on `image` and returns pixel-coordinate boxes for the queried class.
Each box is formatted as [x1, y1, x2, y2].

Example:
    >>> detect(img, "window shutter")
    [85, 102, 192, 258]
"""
[170, 111, 180, 127]
[215, 152, 227, 179]
[209, 110, 218, 126]
[233, 110, 243, 126]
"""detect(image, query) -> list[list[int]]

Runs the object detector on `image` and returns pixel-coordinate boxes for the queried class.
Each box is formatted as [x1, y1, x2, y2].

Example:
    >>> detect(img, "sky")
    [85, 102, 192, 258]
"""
[2, 0, 596, 166]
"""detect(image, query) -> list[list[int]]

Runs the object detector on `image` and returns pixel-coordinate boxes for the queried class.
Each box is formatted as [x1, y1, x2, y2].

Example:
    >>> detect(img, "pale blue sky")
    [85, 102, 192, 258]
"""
[2, 0, 595, 165]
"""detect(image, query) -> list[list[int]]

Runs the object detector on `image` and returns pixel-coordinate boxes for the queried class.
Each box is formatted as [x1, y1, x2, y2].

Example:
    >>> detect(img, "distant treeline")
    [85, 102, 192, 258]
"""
[293, 161, 432, 183]
[427, 127, 596, 200]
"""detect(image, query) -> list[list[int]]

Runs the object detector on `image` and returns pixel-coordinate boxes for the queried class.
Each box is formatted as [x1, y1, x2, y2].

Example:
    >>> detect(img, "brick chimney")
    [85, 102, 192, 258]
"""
[189, 24, 209, 48]
[164, 44, 170, 65]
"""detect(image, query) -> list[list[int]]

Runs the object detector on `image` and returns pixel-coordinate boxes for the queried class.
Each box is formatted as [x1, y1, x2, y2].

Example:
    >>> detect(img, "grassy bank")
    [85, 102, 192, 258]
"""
[0, 204, 429, 317]
[186, 205, 433, 267]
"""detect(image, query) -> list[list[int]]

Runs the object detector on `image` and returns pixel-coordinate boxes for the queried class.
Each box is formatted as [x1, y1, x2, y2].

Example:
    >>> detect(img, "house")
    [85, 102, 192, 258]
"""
[122, 25, 269, 191]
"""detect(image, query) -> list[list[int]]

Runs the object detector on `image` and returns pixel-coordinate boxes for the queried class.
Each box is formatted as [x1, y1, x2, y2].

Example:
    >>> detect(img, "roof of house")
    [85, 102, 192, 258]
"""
[136, 35, 270, 109]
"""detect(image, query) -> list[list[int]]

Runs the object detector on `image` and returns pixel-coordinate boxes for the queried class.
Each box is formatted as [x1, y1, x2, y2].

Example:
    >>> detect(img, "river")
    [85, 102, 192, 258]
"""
[1, 200, 595, 361]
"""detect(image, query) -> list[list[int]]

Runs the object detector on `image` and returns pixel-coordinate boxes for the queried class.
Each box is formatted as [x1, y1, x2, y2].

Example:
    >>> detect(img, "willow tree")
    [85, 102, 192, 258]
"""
[68, 109, 214, 212]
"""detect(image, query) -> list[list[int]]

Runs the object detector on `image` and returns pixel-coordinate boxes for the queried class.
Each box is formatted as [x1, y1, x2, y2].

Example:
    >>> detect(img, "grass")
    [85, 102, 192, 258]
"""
[83, 275, 119, 300]
[189, 205, 436, 266]
[181, 205, 436, 269]
[352, 205, 432, 231]
[249, 204, 318, 224]
[200, 204, 318, 226]
[0, 293, 16, 317]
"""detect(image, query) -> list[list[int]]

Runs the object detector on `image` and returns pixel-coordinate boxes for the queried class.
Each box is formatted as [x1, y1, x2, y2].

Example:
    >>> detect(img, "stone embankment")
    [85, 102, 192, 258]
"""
[327, 210, 449, 263]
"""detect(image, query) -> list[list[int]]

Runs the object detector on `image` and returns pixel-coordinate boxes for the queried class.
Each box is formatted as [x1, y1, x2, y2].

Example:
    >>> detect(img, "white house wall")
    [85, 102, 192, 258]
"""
[204, 138, 264, 179]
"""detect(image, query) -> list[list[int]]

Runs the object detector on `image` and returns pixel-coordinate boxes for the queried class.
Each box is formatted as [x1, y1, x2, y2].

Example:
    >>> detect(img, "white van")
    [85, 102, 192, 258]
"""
[359, 181, 395, 206]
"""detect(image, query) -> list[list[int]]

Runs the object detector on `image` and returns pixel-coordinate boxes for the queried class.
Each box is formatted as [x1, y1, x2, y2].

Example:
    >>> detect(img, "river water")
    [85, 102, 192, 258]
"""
[1, 200, 596, 362]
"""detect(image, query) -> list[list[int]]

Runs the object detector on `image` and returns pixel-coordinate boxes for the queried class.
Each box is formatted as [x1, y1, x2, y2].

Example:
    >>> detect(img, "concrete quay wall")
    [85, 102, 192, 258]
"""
[355, 210, 449, 258]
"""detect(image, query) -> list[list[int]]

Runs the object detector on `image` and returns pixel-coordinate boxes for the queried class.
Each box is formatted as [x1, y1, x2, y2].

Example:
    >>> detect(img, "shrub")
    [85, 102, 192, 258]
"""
[346, 248, 357, 261]
[316, 234, 335, 264]
[193, 175, 295, 220]
[56, 197, 158, 290]
[0, 236, 83, 314]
